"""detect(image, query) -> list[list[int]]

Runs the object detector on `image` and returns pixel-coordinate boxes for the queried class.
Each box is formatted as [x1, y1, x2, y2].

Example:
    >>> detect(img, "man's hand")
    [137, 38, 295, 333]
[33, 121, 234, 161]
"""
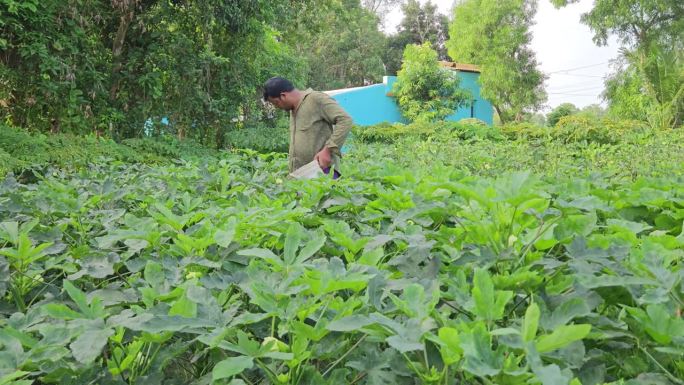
[315, 147, 332, 169]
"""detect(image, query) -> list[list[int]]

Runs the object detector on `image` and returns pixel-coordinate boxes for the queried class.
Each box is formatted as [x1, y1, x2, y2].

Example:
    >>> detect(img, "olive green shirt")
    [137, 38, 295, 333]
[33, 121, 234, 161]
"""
[289, 89, 353, 172]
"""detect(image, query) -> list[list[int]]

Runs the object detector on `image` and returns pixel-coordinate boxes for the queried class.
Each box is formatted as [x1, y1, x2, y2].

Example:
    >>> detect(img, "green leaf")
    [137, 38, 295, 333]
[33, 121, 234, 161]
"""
[536, 324, 591, 353]
[44, 303, 83, 320]
[212, 356, 254, 381]
[437, 327, 462, 365]
[542, 297, 592, 330]
[63, 280, 92, 318]
[215, 218, 237, 247]
[460, 323, 503, 377]
[0, 371, 31, 385]
[296, 232, 326, 264]
[386, 334, 423, 353]
[327, 315, 373, 332]
[144, 261, 165, 288]
[69, 327, 114, 364]
[472, 268, 513, 321]
[284, 223, 302, 265]
[168, 294, 197, 318]
[238, 248, 282, 268]
[522, 302, 540, 342]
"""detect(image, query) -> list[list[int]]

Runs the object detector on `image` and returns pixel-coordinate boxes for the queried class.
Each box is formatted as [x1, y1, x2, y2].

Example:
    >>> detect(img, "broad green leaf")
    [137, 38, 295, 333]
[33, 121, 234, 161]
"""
[576, 275, 656, 289]
[296, 232, 326, 264]
[168, 294, 197, 318]
[437, 327, 462, 365]
[144, 261, 165, 287]
[327, 315, 374, 332]
[536, 324, 591, 353]
[238, 248, 282, 268]
[607, 218, 652, 234]
[212, 356, 253, 381]
[627, 304, 684, 345]
[460, 323, 503, 377]
[69, 327, 114, 364]
[215, 218, 237, 247]
[522, 302, 540, 342]
[63, 280, 92, 318]
[0, 222, 19, 243]
[472, 268, 513, 321]
[0, 327, 38, 349]
[283, 223, 302, 265]
[44, 303, 83, 320]
[386, 335, 423, 353]
[543, 298, 592, 330]
[0, 370, 30, 385]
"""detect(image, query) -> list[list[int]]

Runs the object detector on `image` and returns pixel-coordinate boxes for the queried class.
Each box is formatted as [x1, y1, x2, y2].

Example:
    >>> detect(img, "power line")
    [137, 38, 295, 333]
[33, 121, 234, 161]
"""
[552, 73, 605, 78]
[547, 92, 601, 96]
[547, 61, 609, 74]
[548, 85, 605, 93]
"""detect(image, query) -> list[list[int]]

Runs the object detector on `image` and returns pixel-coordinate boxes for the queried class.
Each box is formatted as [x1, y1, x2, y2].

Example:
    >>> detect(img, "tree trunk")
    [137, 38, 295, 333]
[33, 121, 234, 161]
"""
[109, 5, 135, 103]
[494, 105, 505, 124]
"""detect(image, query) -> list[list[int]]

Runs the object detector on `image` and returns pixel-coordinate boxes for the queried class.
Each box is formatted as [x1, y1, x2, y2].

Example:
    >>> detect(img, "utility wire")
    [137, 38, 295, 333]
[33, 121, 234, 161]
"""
[548, 85, 605, 93]
[546, 61, 609, 74]
[552, 73, 605, 78]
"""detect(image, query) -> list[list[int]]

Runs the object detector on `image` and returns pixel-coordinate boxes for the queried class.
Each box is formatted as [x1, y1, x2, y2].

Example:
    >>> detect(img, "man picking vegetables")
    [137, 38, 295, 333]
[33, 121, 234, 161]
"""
[263, 77, 352, 177]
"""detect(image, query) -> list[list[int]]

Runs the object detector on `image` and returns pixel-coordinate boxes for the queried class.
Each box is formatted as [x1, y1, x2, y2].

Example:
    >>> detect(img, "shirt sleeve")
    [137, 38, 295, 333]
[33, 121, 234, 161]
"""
[317, 92, 353, 153]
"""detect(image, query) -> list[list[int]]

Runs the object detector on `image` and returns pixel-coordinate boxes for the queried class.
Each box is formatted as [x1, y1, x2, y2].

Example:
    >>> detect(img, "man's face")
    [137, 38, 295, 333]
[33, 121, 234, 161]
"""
[267, 93, 291, 111]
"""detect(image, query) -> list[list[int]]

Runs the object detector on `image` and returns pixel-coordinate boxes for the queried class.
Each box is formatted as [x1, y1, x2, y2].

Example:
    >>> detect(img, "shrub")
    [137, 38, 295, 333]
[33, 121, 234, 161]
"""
[552, 115, 649, 144]
[0, 125, 219, 177]
[393, 43, 470, 122]
[224, 121, 289, 153]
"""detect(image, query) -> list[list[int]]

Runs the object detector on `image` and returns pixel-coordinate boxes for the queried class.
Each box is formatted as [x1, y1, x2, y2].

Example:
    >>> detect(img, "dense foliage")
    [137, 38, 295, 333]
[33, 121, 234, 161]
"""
[393, 43, 469, 123]
[552, 0, 684, 128]
[1, 120, 684, 385]
[447, 0, 547, 123]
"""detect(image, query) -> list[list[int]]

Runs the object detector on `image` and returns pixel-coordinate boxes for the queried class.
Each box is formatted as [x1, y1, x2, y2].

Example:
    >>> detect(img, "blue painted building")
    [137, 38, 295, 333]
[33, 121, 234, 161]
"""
[325, 62, 494, 126]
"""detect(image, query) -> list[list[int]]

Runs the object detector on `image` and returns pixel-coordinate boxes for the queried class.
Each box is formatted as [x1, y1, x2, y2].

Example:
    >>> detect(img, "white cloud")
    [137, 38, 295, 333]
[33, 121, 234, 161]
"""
[383, 0, 622, 111]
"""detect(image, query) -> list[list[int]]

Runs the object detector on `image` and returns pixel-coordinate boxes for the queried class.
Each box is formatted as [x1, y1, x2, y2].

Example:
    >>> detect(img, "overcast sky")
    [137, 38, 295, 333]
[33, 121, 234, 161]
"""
[384, 0, 621, 111]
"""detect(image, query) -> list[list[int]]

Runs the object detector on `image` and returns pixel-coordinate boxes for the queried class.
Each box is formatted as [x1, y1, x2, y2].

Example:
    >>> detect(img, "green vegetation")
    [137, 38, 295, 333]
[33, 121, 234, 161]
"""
[393, 43, 470, 123]
[1, 0, 683, 384]
[447, 0, 546, 123]
[1, 120, 684, 385]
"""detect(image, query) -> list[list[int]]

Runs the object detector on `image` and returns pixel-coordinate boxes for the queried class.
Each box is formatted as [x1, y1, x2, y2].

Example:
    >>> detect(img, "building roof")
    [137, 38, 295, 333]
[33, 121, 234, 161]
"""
[439, 61, 481, 73]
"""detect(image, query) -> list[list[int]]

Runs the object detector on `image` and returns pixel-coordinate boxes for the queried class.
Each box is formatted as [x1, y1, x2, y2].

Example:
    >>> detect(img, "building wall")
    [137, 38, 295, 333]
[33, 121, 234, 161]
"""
[327, 72, 494, 126]
[327, 79, 405, 126]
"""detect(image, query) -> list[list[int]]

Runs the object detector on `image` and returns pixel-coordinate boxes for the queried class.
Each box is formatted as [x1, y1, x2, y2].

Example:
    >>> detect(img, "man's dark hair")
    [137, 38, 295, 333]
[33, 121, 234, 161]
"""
[263, 77, 295, 100]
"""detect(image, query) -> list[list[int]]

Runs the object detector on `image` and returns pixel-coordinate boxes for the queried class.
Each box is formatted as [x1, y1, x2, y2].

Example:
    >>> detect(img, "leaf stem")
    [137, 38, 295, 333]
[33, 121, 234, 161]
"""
[322, 334, 367, 377]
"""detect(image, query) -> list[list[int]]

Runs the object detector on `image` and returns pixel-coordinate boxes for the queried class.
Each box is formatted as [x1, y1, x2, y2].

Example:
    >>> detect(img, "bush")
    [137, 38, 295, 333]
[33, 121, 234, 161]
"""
[224, 121, 289, 153]
[552, 115, 649, 144]
[0, 125, 219, 177]
[394, 43, 469, 122]
[356, 120, 503, 143]
[500, 118, 652, 144]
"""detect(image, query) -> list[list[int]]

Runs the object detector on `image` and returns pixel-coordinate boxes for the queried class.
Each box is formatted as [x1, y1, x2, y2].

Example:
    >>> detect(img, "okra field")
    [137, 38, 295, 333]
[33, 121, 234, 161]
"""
[1, 129, 684, 385]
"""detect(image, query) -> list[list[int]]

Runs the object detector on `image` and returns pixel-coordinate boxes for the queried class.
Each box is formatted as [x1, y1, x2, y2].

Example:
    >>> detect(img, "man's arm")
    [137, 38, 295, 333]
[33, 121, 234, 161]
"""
[318, 92, 353, 154]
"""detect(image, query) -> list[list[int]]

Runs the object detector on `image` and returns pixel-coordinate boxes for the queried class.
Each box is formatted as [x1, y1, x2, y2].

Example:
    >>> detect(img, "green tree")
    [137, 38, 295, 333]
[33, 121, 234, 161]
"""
[547, 103, 579, 126]
[447, 0, 547, 123]
[383, 0, 450, 76]
[0, 0, 311, 142]
[393, 43, 469, 122]
[552, 0, 684, 127]
[282, 0, 386, 90]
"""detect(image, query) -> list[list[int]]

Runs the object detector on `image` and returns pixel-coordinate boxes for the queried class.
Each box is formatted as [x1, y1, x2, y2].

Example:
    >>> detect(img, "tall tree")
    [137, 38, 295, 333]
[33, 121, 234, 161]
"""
[361, 0, 404, 24]
[384, 0, 450, 75]
[393, 43, 469, 122]
[0, 0, 310, 141]
[285, 0, 386, 90]
[552, 0, 684, 127]
[447, 0, 546, 123]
